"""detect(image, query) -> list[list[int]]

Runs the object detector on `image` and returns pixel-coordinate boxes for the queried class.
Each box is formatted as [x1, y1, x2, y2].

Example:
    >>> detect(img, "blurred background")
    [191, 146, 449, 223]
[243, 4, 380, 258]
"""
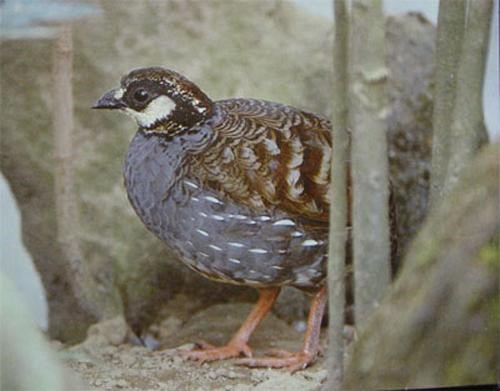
[1, 0, 497, 339]
[0, 0, 498, 389]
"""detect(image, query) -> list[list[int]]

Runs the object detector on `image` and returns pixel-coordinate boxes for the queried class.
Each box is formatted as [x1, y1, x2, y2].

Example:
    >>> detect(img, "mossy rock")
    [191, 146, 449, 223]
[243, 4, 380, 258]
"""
[344, 142, 499, 389]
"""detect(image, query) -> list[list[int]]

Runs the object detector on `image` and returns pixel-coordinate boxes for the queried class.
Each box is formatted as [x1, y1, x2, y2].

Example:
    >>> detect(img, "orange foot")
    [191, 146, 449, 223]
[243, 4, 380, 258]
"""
[179, 340, 253, 363]
[236, 350, 317, 373]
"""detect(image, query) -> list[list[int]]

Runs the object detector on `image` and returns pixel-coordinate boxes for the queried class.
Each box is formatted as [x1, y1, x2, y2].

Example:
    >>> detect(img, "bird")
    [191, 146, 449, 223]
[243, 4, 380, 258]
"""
[93, 66, 335, 372]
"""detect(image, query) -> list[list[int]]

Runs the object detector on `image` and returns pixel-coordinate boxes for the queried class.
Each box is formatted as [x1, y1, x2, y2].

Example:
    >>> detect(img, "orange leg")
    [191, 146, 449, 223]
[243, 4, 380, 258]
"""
[180, 287, 280, 363]
[236, 286, 327, 373]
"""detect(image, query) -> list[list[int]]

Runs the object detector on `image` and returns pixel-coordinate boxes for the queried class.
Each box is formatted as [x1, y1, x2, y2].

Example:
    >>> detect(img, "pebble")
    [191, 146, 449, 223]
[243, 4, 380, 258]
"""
[252, 370, 269, 381]
[102, 346, 118, 356]
[116, 379, 128, 388]
[172, 356, 183, 366]
[176, 343, 196, 351]
[316, 369, 328, 382]
[121, 354, 136, 366]
[226, 370, 237, 379]
[78, 362, 91, 371]
[207, 371, 218, 380]
[142, 334, 160, 350]
[293, 320, 307, 333]
[130, 345, 146, 354]
[50, 340, 64, 351]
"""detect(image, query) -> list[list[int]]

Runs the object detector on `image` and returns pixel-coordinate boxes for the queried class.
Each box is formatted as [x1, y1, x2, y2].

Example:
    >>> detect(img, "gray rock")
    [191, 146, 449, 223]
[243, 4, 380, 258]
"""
[0, 0, 435, 341]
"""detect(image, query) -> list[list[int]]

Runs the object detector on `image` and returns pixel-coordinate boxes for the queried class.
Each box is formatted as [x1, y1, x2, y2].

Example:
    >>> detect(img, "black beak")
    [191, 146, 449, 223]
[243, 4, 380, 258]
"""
[92, 89, 126, 109]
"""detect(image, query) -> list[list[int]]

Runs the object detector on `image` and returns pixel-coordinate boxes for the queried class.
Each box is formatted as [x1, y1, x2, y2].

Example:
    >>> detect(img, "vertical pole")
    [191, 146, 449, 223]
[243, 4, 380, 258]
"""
[349, 0, 391, 326]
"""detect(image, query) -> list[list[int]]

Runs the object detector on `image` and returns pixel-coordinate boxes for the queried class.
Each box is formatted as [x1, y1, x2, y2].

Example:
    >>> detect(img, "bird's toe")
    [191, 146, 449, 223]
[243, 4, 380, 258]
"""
[179, 341, 253, 363]
[235, 351, 316, 373]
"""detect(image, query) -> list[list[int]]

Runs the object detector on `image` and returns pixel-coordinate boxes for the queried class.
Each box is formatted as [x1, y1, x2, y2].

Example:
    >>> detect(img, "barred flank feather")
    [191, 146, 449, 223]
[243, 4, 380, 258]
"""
[189, 98, 332, 223]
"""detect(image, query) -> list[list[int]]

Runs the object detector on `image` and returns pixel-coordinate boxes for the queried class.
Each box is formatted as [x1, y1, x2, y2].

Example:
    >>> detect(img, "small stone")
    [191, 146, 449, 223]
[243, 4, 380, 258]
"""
[226, 370, 237, 379]
[172, 355, 183, 366]
[160, 316, 183, 334]
[50, 340, 64, 351]
[293, 320, 307, 333]
[252, 370, 269, 381]
[102, 346, 118, 355]
[315, 369, 328, 382]
[86, 316, 128, 346]
[149, 324, 160, 333]
[142, 334, 160, 350]
[116, 379, 128, 388]
[176, 343, 196, 351]
[121, 354, 136, 366]
[207, 371, 218, 380]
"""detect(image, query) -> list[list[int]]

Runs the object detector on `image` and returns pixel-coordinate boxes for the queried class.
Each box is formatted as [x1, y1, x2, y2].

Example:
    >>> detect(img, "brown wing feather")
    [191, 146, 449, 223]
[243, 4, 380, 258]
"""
[189, 98, 332, 222]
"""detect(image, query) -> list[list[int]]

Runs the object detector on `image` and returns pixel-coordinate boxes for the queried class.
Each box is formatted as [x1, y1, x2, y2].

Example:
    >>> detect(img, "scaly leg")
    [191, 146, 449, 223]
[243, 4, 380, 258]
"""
[236, 286, 327, 373]
[180, 287, 280, 363]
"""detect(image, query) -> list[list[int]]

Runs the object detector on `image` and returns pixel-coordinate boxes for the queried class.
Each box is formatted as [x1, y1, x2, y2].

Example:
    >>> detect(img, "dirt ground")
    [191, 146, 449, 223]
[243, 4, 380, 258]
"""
[61, 294, 335, 390]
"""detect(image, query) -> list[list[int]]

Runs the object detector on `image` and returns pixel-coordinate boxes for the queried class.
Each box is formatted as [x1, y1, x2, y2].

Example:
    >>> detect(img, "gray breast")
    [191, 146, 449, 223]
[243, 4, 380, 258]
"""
[124, 132, 327, 289]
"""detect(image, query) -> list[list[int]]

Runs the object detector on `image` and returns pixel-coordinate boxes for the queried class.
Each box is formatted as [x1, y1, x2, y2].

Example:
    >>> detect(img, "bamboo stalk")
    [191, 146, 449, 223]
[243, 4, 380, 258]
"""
[324, 0, 349, 389]
[442, 0, 492, 197]
[53, 26, 101, 318]
[430, 0, 466, 207]
[348, 0, 391, 326]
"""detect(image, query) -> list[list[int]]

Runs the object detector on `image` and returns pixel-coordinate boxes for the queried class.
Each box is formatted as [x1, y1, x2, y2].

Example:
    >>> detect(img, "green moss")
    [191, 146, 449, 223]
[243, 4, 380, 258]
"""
[411, 234, 440, 269]
[444, 323, 497, 384]
[487, 296, 500, 338]
[478, 238, 500, 269]
[415, 91, 434, 126]
[445, 356, 468, 385]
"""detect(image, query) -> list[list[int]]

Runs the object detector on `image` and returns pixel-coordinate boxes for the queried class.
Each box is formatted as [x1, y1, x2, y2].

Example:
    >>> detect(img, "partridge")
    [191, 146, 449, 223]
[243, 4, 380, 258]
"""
[94, 67, 335, 372]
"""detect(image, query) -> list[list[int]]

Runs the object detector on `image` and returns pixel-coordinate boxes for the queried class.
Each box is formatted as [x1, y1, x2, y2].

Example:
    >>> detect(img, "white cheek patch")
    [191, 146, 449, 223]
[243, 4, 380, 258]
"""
[114, 88, 125, 100]
[123, 95, 176, 128]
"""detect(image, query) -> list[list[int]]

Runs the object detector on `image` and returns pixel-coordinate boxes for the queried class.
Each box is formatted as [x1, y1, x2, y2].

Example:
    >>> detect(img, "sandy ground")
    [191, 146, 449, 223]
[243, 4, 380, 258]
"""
[62, 294, 334, 390]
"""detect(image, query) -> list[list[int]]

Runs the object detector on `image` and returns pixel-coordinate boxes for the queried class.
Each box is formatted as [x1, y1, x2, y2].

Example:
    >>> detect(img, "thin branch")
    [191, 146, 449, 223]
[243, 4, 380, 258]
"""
[442, 0, 492, 197]
[325, 0, 349, 389]
[348, 0, 391, 326]
[53, 26, 80, 261]
[53, 26, 108, 319]
[430, 0, 466, 207]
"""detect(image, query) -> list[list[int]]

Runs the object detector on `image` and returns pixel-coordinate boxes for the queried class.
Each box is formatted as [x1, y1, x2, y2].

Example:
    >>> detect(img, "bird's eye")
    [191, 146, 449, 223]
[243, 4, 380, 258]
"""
[133, 88, 149, 102]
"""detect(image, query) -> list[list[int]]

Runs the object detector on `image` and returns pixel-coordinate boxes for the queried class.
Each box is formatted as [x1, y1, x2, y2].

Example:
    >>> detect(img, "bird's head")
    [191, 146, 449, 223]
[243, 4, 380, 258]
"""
[93, 67, 213, 133]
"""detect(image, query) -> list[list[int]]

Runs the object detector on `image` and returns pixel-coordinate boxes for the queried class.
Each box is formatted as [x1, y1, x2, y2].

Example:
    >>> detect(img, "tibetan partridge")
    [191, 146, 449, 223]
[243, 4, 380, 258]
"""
[94, 67, 336, 372]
